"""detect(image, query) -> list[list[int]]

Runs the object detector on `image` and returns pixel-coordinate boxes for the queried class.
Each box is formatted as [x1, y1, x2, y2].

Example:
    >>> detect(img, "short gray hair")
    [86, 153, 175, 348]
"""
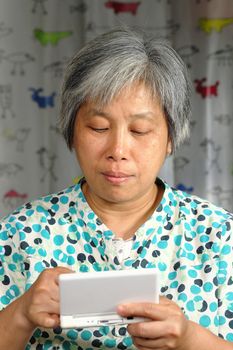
[59, 27, 191, 152]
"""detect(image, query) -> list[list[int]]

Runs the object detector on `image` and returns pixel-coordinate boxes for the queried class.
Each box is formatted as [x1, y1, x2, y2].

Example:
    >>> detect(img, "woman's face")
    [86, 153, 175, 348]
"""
[73, 83, 171, 206]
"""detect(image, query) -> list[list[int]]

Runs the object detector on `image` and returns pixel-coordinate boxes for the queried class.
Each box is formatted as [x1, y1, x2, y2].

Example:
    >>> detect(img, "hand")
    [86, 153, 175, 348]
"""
[18, 266, 73, 330]
[117, 296, 192, 350]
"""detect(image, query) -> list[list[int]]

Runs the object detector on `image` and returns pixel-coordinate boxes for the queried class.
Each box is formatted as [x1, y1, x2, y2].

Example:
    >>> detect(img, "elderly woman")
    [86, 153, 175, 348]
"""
[0, 27, 232, 350]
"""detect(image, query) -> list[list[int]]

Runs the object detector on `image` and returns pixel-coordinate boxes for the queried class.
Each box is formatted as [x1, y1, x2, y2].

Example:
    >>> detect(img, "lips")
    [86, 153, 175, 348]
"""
[102, 171, 132, 178]
[101, 171, 133, 184]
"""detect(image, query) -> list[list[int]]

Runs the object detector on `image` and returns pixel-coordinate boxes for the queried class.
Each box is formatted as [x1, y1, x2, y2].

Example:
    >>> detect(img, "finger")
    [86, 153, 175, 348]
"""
[127, 321, 166, 339]
[118, 302, 165, 321]
[36, 312, 60, 329]
[132, 335, 166, 349]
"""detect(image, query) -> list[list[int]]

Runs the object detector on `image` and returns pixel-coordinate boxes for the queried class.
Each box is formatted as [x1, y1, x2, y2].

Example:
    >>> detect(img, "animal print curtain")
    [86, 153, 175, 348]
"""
[0, 0, 232, 217]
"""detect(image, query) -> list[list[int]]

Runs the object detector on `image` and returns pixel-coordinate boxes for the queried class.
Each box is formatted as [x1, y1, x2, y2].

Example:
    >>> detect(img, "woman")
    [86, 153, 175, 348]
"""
[0, 27, 232, 350]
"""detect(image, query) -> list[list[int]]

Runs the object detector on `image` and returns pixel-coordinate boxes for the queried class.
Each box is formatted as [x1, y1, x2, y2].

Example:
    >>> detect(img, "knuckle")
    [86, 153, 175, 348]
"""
[144, 303, 154, 317]
[135, 322, 147, 338]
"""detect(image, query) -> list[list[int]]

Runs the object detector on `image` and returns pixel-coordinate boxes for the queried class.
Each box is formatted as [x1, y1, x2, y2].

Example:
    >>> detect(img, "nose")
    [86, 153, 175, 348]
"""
[106, 129, 129, 161]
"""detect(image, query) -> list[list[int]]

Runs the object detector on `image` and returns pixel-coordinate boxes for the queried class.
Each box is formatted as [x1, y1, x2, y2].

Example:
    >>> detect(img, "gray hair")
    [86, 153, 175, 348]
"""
[59, 27, 191, 152]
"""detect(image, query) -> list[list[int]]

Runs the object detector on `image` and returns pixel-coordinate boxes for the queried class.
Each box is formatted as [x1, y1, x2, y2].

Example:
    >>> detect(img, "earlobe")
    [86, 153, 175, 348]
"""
[166, 140, 172, 155]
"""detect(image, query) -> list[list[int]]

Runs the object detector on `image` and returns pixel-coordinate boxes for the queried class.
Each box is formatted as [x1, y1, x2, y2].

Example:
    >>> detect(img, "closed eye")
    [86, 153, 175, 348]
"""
[131, 130, 150, 135]
[89, 127, 109, 133]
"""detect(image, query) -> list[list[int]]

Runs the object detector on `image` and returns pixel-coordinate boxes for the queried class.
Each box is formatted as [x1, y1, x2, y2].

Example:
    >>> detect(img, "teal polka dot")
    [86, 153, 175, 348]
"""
[82, 231, 91, 242]
[80, 265, 89, 272]
[168, 271, 177, 280]
[51, 204, 59, 212]
[68, 225, 77, 232]
[60, 195, 69, 204]
[16, 222, 24, 230]
[67, 329, 78, 340]
[66, 245, 75, 254]
[174, 235, 182, 246]
[158, 241, 168, 249]
[1, 295, 10, 305]
[199, 315, 211, 327]
[221, 245, 231, 255]
[200, 235, 209, 243]
[0, 231, 8, 241]
[186, 300, 195, 311]
[184, 243, 193, 251]
[32, 224, 42, 232]
[190, 285, 201, 294]
[146, 228, 155, 235]
[104, 339, 116, 348]
[218, 260, 228, 269]
[88, 222, 96, 231]
[187, 252, 195, 261]
[54, 235, 64, 246]
[41, 229, 50, 239]
[170, 281, 178, 288]
[87, 212, 95, 220]
[178, 293, 188, 302]
[226, 292, 233, 301]
[84, 244, 93, 254]
[188, 269, 197, 278]
[158, 262, 167, 271]
[197, 225, 205, 234]
[35, 262, 45, 272]
[19, 231, 26, 240]
[80, 330, 92, 341]
[26, 209, 34, 216]
[203, 282, 213, 292]
[123, 337, 133, 346]
[139, 247, 147, 258]
[38, 248, 47, 257]
[67, 256, 75, 265]
[184, 222, 191, 231]
[156, 215, 163, 222]
[212, 243, 219, 253]
[226, 333, 233, 342]
[203, 209, 212, 215]
[212, 221, 221, 229]
[209, 302, 218, 312]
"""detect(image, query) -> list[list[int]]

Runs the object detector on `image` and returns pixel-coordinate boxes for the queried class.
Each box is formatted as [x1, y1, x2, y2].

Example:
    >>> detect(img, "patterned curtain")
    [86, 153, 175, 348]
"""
[0, 0, 232, 218]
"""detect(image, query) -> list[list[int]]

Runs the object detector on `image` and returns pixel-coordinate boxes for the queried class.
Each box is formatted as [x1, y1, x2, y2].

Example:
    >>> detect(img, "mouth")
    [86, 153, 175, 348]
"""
[101, 171, 133, 184]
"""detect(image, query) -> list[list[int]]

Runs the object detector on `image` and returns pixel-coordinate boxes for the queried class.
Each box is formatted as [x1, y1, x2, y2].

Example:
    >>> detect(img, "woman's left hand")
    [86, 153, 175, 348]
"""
[117, 296, 193, 350]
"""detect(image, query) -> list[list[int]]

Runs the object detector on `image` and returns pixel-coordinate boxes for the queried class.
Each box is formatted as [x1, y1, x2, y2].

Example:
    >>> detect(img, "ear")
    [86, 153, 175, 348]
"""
[166, 139, 172, 156]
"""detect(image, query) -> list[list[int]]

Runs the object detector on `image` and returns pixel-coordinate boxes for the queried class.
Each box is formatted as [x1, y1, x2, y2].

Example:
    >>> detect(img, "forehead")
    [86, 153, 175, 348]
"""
[83, 82, 162, 112]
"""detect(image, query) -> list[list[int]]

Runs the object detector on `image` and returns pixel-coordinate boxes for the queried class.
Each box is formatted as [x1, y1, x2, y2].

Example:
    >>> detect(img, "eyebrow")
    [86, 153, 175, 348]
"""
[85, 108, 156, 121]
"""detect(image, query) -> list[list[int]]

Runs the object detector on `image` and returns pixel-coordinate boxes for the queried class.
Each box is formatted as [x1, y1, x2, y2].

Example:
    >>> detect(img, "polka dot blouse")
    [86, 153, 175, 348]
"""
[0, 178, 233, 349]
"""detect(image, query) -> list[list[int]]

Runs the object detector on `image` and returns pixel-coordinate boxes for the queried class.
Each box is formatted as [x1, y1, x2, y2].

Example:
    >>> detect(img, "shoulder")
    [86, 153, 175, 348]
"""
[0, 183, 83, 239]
[160, 179, 233, 241]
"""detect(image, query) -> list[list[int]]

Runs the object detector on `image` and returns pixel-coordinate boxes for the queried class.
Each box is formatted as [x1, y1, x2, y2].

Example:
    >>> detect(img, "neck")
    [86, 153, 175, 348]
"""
[82, 181, 164, 240]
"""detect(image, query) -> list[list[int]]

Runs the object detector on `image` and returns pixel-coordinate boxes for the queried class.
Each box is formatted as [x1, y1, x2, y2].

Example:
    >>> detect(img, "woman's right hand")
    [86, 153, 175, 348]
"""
[18, 266, 73, 331]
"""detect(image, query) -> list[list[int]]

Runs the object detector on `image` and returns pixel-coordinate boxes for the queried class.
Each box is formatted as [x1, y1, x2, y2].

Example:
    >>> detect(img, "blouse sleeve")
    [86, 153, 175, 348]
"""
[217, 217, 233, 341]
[0, 217, 26, 310]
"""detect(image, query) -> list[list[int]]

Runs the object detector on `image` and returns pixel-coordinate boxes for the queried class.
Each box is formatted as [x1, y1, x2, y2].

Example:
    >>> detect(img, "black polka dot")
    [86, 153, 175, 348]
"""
[51, 197, 59, 204]
[93, 330, 102, 337]
[118, 327, 127, 336]
[18, 215, 27, 221]
[20, 241, 29, 250]
[194, 279, 203, 287]
[117, 342, 127, 349]
[2, 275, 10, 285]
[4, 245, 12, 256]
[92, 339, 102, 347]
[77, 253, 86, 262]
[178, 284, 185, 293]
[23, 226, 32, 233]
[88, 255, 96, 264]
[225, 310, 233, 319]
